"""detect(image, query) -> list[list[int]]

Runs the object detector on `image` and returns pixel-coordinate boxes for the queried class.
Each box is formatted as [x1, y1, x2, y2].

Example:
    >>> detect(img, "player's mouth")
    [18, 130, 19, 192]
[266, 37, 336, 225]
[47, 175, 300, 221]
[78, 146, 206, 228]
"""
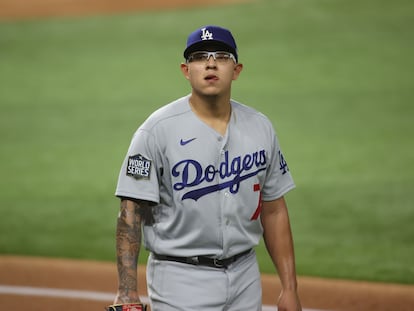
[205, 75, 219, 81]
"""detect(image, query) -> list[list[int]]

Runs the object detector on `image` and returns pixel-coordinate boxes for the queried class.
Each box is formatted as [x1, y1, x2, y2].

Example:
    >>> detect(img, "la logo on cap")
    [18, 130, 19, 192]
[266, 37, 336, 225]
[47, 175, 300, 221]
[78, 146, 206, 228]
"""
[200, 27, 213, 40]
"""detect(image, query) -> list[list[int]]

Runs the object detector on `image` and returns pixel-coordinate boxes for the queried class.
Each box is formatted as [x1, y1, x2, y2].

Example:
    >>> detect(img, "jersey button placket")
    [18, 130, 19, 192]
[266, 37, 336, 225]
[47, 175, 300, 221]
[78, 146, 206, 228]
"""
[224, 191, 231, 226]
[219, 134, 232, 254]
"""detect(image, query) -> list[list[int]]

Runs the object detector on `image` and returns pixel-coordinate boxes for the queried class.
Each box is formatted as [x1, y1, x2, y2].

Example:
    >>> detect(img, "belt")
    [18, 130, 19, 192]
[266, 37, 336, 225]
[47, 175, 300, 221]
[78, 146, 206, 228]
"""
[152, 249, 252, 269]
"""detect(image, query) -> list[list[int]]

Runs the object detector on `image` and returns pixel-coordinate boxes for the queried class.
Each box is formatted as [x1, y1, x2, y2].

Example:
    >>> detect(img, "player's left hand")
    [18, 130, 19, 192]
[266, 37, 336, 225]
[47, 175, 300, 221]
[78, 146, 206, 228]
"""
[277, 289, 302, 311]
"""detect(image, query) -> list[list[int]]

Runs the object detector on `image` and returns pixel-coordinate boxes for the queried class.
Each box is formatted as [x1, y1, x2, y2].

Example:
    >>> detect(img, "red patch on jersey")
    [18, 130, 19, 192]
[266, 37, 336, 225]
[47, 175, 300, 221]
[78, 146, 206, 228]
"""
[250, 184, 262, 220]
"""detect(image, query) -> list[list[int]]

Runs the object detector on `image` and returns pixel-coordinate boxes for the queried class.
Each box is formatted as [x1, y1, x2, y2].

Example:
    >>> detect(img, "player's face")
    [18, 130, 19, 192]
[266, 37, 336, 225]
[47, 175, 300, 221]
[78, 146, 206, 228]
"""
[180, 49, 243, 97]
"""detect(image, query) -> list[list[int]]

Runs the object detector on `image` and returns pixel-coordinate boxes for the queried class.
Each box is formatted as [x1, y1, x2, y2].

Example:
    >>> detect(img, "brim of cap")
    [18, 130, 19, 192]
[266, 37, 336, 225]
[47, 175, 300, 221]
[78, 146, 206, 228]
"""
[183, 41, 237, 61]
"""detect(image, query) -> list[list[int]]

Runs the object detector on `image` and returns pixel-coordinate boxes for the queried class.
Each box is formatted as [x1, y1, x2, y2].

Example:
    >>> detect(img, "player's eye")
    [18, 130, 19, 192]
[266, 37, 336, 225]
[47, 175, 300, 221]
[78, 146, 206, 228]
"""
[188, 52, 209, 62]
[187, 51, 236, 63]
[214, 52, 232, 61]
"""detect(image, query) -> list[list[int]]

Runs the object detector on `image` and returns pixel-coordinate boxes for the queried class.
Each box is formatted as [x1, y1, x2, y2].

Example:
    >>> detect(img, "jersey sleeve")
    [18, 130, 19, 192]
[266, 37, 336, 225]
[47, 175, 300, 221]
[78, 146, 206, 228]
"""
[261, 128, 295, 201]
[115, 129, 160, 204]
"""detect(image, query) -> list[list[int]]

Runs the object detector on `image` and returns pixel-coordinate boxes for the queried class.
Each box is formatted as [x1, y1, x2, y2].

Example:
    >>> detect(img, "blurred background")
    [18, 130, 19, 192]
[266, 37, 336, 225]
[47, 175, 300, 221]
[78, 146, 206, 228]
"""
[0, 0, 413, 285]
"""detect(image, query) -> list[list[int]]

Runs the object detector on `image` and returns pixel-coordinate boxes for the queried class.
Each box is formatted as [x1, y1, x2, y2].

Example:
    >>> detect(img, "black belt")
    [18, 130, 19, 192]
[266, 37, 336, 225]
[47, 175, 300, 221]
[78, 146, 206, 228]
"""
[152, 249, 252, 269]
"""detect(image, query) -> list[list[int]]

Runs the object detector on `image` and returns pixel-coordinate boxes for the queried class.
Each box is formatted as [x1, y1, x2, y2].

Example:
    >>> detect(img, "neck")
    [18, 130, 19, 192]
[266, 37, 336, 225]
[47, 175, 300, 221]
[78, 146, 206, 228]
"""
[189, 94, 232, 135]
[189, 93, 231, 120]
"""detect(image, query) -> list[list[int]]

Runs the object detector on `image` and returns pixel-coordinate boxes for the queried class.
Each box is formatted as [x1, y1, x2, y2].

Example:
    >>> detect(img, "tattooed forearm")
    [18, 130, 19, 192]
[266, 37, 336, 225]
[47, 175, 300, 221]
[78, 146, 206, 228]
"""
[116, 199, 143, 293]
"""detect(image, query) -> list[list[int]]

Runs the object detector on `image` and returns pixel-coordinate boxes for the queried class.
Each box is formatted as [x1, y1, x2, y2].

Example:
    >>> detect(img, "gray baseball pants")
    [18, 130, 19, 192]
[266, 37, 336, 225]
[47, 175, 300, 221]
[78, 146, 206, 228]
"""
[146, 249, 262, 311]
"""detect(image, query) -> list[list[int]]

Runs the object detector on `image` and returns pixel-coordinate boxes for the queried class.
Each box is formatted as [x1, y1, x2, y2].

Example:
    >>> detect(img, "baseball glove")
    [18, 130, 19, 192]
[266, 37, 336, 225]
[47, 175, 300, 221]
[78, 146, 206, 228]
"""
[105, 303, 148, 311]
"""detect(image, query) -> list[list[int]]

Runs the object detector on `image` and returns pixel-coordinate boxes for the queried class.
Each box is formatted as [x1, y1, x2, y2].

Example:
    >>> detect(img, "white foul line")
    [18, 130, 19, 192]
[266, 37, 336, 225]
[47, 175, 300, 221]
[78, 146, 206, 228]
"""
[0, 284, 123, 302]
[0, 285, 324, 311]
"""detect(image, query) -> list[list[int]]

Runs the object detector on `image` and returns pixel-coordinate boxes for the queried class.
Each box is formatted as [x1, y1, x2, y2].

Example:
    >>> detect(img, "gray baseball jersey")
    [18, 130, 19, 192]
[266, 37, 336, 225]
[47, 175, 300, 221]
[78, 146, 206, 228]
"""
[115, 95, 295, 259]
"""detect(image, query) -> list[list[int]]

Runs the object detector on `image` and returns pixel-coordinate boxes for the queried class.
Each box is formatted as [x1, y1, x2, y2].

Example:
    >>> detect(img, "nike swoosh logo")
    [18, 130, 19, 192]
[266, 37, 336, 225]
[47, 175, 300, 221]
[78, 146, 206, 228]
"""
[180, 138, 197, 146]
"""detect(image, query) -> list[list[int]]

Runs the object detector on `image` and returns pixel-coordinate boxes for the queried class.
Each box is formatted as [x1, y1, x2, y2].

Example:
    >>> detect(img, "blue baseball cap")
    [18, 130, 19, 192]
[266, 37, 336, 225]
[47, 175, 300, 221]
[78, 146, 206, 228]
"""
[183, 25, 238, 62]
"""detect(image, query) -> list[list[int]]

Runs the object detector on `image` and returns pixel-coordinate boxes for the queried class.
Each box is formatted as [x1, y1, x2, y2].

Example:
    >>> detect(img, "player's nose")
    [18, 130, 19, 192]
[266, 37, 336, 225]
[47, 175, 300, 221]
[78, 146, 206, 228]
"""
[206, 56, 217, 68]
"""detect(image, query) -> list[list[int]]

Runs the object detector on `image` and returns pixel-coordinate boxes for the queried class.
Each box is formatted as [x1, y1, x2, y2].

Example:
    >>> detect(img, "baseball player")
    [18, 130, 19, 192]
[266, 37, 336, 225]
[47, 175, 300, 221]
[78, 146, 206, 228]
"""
[111, 25, 302, 311]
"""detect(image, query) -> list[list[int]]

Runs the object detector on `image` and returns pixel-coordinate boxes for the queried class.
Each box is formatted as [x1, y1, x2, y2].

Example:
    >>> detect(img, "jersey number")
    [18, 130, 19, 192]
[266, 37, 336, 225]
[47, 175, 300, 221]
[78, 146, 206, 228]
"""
[250, 183, 262, 221]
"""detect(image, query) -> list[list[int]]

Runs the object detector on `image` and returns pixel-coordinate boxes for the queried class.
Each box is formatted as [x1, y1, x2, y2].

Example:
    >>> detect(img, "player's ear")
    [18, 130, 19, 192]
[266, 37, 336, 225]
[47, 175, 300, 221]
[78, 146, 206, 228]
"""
[180, 63, 190, 80]
[232, 63, 243, 81]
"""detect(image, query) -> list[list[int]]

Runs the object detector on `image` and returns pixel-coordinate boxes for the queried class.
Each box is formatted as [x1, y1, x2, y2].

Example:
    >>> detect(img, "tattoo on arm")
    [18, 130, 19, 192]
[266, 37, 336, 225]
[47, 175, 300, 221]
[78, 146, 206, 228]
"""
[116, 199, 144, 294]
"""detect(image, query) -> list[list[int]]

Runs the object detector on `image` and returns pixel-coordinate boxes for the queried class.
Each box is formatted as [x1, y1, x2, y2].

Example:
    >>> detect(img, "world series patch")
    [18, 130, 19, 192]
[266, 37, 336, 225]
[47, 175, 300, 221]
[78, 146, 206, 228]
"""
[126, 154, 152, 180]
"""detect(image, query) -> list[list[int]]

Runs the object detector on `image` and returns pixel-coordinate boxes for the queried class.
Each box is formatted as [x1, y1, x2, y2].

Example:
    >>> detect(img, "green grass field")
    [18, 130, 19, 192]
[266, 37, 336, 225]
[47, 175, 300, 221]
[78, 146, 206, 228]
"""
[0, 0, 413, 284]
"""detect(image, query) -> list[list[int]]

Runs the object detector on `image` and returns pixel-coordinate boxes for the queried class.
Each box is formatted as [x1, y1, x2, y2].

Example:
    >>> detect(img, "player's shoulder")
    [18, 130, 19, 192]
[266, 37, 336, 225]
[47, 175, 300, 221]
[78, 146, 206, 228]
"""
[231, 99, 273, 124]
[140, 95, 191, 130]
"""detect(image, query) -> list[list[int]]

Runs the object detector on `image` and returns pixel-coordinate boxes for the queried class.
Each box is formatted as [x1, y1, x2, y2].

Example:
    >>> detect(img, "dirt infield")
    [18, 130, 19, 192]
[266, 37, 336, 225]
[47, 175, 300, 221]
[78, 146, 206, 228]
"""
[0, 0, 247, 20]
[0, 256, 414, 311]
[1, 0, 414, 310]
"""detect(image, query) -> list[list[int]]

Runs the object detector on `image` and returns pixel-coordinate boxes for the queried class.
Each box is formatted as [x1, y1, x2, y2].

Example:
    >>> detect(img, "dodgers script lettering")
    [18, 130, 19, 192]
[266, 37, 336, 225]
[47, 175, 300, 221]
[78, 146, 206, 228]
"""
[172, 150, 267, 201]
